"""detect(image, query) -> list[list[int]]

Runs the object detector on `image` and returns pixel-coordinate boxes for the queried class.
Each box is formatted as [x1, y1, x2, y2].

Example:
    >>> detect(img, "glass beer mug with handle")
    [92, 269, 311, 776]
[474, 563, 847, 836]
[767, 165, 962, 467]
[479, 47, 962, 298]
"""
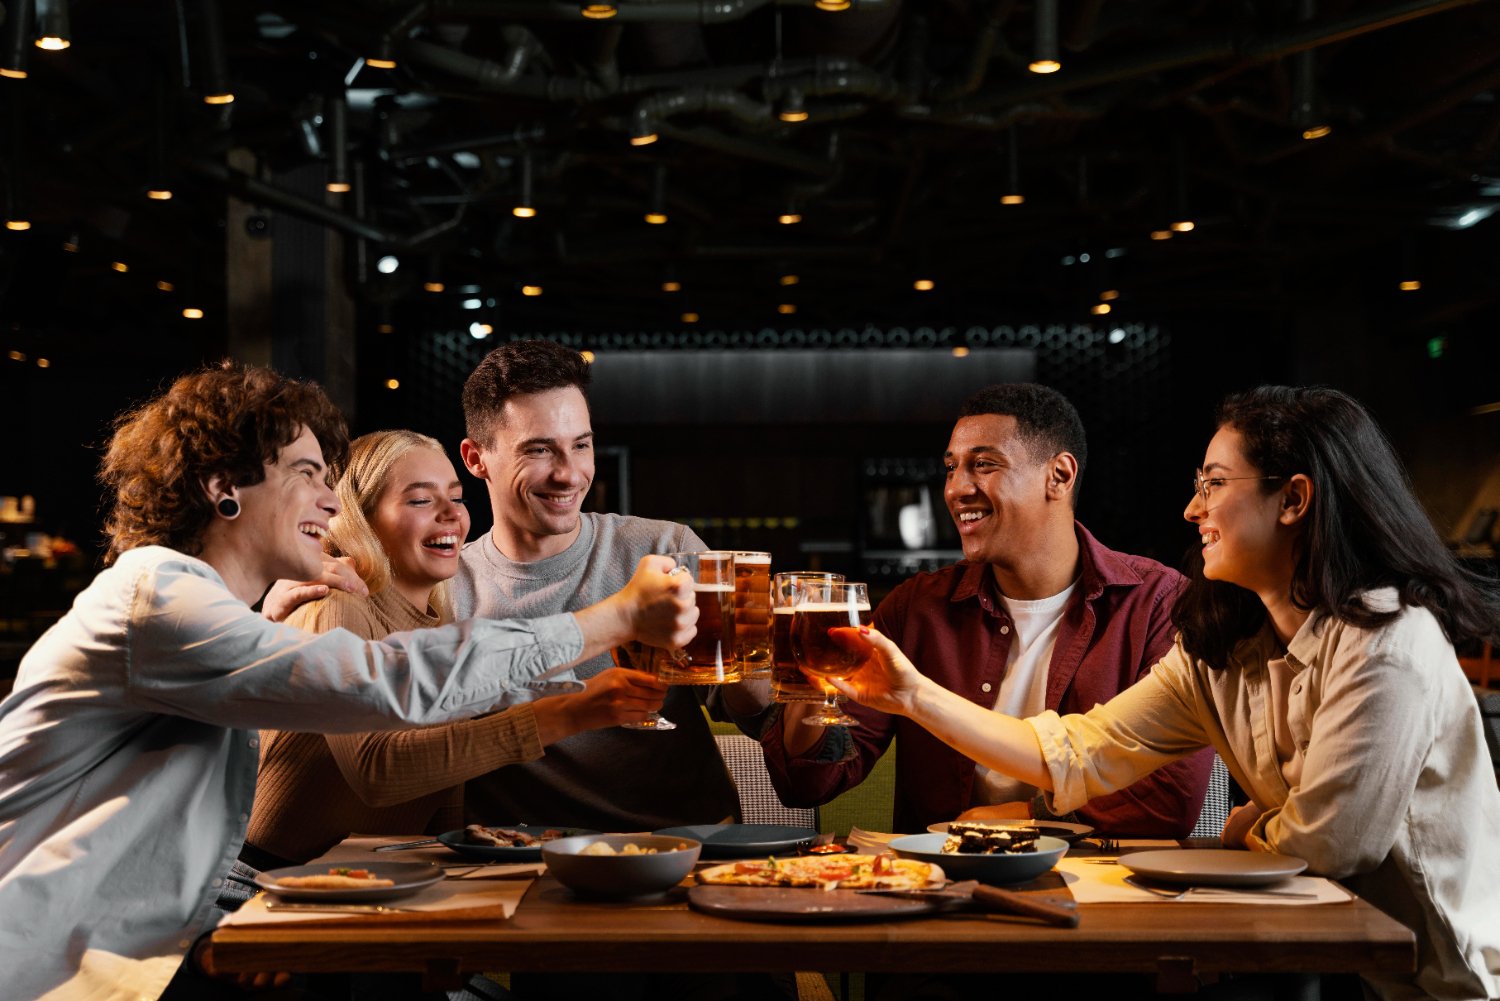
[610, 641, 675, 732]
[730, 551, 773, 680]
[770, 571, 845, 703]
[790, 580, 872, 728]
[656, 551, 742, 685]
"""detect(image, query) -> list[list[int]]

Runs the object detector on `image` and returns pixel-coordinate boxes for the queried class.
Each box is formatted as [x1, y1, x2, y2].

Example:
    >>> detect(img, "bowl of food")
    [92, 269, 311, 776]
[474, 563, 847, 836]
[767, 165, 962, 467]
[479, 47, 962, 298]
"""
[890, 825, 1069, 886]
[542, 834, 701, 898]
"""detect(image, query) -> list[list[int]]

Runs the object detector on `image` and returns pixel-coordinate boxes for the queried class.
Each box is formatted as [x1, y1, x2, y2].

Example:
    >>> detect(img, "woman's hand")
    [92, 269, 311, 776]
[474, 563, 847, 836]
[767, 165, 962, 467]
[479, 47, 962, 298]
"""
[261, 556, 367, 621]
[1221, 802, 1263, 849]
[534, 668, 670, 743]
[826, 626, 931, 718]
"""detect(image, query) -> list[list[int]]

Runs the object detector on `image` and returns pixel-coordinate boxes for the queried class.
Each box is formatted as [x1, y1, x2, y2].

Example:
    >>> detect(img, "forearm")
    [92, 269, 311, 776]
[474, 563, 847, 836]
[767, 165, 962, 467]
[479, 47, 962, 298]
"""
[569, 597, 634, 664]
[780, 701, 827, 757]
[904, 682, 1052, 790]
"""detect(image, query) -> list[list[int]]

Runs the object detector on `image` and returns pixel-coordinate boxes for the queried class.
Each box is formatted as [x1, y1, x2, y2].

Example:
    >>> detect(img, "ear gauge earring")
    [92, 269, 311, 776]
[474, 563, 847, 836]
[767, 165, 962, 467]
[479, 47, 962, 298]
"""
[216, 497, 241, 519]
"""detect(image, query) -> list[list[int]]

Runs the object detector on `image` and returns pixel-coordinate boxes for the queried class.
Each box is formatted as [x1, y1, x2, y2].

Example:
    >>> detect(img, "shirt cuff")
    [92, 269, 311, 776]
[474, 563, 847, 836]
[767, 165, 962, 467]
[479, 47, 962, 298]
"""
[1028, 710, 1090, 815]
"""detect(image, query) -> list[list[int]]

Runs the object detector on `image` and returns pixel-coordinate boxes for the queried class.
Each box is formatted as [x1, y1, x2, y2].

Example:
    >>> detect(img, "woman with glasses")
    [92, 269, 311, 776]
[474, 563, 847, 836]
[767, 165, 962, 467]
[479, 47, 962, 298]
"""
[833, 386, 1500, 1001]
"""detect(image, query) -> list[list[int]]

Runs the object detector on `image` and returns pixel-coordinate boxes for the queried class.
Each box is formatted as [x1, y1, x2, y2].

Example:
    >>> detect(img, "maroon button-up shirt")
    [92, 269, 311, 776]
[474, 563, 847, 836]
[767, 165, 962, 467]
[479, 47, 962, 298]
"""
[761, 522, 1213, 836]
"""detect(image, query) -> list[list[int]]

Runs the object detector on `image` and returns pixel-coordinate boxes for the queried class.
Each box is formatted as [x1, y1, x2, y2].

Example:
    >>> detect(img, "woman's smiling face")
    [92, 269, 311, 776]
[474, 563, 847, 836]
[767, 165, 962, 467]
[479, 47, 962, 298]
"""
[368, 446, 470, 597]
[1184, 425, 1292, 594]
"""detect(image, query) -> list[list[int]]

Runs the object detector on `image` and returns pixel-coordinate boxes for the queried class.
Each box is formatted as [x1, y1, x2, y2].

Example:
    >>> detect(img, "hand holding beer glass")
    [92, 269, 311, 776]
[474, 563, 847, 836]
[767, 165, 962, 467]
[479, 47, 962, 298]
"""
[610, 641, 675, 731]
[657, 551, 741, 684]
[790, 580, 872, 728]
[771, 572, 845, 703]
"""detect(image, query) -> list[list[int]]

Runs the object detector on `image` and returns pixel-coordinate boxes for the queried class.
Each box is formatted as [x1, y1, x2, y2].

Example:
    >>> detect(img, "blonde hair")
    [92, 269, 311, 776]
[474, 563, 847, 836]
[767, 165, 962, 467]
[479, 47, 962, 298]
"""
[327, 429, 457, 622]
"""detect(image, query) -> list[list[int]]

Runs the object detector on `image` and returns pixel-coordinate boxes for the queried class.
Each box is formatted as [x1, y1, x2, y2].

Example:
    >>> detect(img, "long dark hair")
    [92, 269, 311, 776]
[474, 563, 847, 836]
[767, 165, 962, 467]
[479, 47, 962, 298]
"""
[1173, 385, 1500, 667]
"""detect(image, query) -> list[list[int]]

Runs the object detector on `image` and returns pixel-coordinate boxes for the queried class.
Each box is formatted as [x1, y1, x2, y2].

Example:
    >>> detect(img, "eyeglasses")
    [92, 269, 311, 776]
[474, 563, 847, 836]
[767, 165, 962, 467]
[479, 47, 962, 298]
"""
[1192, 469, 1283, 505]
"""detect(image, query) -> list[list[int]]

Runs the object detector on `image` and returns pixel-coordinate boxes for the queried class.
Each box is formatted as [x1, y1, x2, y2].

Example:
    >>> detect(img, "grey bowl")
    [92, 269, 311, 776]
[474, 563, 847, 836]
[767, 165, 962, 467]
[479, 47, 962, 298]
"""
[542, 834, 702, 898]
[890, 833, 1069, 886]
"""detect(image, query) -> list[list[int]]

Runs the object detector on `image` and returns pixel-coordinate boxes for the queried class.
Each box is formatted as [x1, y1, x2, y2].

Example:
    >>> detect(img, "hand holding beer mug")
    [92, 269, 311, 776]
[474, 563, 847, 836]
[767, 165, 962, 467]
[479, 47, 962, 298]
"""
[657, 551, 742, 684]
[771, 572, 846, 703]
[610, 641, 675, 731]
[731, 552, 773, 679]
[790, 580, 872, 727]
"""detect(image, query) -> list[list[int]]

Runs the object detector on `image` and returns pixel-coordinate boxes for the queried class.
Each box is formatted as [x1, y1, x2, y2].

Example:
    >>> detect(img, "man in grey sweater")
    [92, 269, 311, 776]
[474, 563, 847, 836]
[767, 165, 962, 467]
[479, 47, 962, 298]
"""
[455, 339, 766, 832]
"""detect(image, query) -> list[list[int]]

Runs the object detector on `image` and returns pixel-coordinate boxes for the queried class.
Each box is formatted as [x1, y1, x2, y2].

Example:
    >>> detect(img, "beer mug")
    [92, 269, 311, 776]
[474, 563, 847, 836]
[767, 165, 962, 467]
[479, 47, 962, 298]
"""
[770, 571, 846, 703]
[730, 551, 773, 679]
[657, 551, 742, 684]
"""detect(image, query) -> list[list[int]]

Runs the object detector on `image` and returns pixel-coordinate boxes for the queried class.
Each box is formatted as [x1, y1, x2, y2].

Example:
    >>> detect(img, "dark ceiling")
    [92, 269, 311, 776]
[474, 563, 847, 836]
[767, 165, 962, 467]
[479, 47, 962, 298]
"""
[2, 0, 1500, 334]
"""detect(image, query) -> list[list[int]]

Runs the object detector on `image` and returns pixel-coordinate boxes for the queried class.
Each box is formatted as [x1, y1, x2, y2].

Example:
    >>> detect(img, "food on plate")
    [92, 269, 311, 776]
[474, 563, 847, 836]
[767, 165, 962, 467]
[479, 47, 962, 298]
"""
[275, 867, 395, 889]
[943, 822, 1041, 855]
[465, 823, 566, 847]
[578, 840, 690, 857]
[697, 852, 936, 891]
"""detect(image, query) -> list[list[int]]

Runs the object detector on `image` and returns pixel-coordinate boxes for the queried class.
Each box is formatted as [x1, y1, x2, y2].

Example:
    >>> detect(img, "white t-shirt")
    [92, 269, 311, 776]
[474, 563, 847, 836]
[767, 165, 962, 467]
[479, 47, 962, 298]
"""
[972, 580, 1078, 806]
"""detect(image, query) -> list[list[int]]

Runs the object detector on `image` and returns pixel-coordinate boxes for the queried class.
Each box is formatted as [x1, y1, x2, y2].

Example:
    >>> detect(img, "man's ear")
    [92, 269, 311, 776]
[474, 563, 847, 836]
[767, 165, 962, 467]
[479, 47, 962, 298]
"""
[459, 439, 489, 480]
[1045, 452, 1079, 502]
[203, 472, 235, 506]
[1279, 473, 1313, 525]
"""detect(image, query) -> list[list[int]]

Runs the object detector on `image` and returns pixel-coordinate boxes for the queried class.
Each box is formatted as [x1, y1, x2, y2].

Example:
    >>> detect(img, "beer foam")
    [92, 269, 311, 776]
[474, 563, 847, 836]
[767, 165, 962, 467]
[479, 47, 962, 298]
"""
[733, 554, 772, 565]
[793, 602, 872, 613]
[772, 606, 795, 615]
[692, 583, 735, 593]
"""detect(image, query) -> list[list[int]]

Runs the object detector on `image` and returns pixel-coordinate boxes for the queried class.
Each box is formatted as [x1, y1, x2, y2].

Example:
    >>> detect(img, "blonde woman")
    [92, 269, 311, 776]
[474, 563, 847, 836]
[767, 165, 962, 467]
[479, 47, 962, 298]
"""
[244, 430, 669, 867]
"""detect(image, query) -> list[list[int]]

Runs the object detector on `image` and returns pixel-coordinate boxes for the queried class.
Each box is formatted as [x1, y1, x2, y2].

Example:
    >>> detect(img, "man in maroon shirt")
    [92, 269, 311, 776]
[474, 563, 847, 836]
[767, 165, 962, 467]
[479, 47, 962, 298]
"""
[760, 383, 1212, 836]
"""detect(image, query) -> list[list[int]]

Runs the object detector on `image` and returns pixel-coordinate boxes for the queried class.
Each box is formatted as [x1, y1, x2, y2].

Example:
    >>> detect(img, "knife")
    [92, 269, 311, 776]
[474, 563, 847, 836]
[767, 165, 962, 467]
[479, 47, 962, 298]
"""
[859, 880, 1079, 928]
[263, 901, 418, 914]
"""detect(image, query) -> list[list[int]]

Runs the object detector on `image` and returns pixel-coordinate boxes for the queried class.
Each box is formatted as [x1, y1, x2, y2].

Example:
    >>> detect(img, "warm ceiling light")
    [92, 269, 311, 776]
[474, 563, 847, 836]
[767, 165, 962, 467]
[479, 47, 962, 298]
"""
[779, 107, 809, 123]
[661, 280, 681, 292]
[385, 378, 400, 390]
[182, 307, 204, 319]
[513, 205, 537, 218]
[36, 357, 49, 368]
[951, 346, 970, 358]
[1000, 193, 1025, 206]
[580, 350, 596, 363]
[521, 284, 543, 297]
[111, 261, 129, 272]
[156, 280, 175, 292]
[34, 35, 68, 51]
[778, 212, 801, 225]
[580, 3, 617, 18]
[1399, 280, 1422, 291]
[513, 155, 537, 219]
[469, 322, 493, 337]
[644, 211, 668, 225]
[777, 303, 796, 315]
[203, 92, 235, 105]
[7, 350, 23, 361]
[0, 68, 25, 80]
[814, 0, 851, 9]
[1099, 289, 1119, 301]
[1170, 220, 1195, 232]
[366, 56, 397, 70]
[1091, 303, 1112, 315]
[1027, 59, 1060, 74]
[779, 274, 799, 286]
[423, 281, 444, 293]
[4, 219, 29, 231]
[913, 279, 935, 291]
[681, 311, 699, 323]
[376, 323, 395, 333]
[1029, 0, 1059, 75]
[630, 132, 658, 147]
[147, 189, 173, 201]
[1301, 124, 1332, 140]
[326, 181, 350, 193]
[1149, 230, 1173, 241]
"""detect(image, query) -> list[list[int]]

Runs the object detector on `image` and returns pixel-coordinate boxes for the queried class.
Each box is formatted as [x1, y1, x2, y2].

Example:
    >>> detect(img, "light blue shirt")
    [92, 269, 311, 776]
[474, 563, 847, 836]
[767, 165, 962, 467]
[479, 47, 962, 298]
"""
[0, 546, 583, 1001]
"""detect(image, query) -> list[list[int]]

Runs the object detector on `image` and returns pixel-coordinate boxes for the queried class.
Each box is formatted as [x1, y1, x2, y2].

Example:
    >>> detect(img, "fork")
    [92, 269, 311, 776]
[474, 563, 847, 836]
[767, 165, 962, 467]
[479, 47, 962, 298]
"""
[264, 901, 418, 914]
[1123, 875, 1186, 899]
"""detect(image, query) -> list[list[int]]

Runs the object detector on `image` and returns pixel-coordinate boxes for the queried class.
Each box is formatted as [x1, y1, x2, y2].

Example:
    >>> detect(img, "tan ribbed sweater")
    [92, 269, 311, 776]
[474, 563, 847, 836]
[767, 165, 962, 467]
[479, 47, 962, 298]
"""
[246, 587, 545, 862]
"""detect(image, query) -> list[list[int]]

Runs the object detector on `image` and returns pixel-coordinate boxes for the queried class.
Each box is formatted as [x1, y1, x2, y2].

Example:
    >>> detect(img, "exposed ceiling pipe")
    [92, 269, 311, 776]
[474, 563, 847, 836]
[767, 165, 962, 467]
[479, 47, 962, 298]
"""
[427, 0, 779, 23]
[955, 0, 1485, 112]
[631, 89, 775, 140]
[655, 124, 838, 175]
[762, 58, 904, 105]
[400, 35, 583, 95]
[928, 0, 1015, 102]
[186, 157, 399, 244]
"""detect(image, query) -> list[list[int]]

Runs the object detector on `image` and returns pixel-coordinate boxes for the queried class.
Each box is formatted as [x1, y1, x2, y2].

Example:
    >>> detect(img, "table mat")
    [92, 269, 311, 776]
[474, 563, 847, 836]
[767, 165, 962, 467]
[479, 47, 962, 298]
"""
[1055, 857, 1351, 905]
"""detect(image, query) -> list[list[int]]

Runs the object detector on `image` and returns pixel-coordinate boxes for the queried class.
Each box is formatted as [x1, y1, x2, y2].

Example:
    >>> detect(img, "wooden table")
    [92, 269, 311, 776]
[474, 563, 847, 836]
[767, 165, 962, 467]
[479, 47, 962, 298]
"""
[211, 869, 1415, 993]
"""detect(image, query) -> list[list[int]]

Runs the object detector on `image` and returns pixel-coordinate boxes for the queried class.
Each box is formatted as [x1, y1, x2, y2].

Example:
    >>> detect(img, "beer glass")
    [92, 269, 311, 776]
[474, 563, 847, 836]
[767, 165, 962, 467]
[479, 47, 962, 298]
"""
[771, 572, 845, 703]
[657, 551, 741, 684]
[791, 581, 871, 728]
[731, 551, 773, 679]
[611, 642, 675, 731]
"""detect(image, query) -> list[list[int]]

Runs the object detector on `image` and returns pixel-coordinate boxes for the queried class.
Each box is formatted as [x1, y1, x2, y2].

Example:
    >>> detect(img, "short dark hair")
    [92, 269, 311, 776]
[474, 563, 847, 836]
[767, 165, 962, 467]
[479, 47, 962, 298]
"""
[99, 361, 349, 565]
[462, 339, 592, 447]
[958, 383, 1088, 504]
[1173, 385, 1500, 667]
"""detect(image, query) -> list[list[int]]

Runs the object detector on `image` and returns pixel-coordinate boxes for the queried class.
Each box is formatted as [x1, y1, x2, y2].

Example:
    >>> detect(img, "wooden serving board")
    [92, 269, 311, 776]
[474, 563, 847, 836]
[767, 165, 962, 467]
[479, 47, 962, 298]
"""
[687, 884, 942, 923]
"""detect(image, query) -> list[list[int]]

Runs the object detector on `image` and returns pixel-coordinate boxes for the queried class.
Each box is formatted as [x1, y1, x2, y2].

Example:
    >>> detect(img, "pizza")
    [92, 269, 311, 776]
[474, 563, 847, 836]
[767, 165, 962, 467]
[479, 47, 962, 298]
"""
[275, 867, 395, 889]
[465, 823, 567, 847]
[697, 852, 940, 891]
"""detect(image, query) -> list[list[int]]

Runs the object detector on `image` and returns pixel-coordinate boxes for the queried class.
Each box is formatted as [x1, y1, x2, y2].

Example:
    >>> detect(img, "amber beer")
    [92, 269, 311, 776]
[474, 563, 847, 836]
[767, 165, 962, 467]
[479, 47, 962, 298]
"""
[732, 552, 772, 678]
[770, 572, 845, 703]
[791, 602, 873, 679]
[658, 552, 742, 684]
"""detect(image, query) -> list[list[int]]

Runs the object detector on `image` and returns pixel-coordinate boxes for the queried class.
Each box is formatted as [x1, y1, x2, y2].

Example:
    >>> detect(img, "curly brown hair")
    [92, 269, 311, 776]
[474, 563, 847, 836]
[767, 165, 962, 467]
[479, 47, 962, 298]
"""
[99, 361, 350, 564]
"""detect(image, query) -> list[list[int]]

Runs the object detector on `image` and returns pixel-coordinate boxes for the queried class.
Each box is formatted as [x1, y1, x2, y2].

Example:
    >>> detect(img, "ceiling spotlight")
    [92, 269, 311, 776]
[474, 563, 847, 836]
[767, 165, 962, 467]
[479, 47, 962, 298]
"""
[1301, 124, 1333, 140]
[111, 261, 129, 273]
[385, 378, 401, 389]
[424, 281, 445, 293]
[951, 347, 970, 358]
[376, 323, 394, 334]
[366, 55, 397, 70]
[1001, 126, 1024, 205]
[1399, 280, 1422, 291]
[366, 36, 398, 70]
[778, 211, 802, 225]
[779, 91, 809, 124]
[913, 279, 935, 291]
[1149, 230, 1173, 241]
[325, 92, 350, 193]
[1, 0, 32, 77]
[157, 280, 175, 291]
[469, 321, 494, 338]
[645, 164, 668, 224]
[34, 0, 69, 50]
[1091, 303, 1112, 315]
[521, 284, 543, 297]
[36, 357, 49, 368]
[630, 114, 659, 146]
[1108, 327, 1127, 344]
[147, 188, 173, 201]
[1000, 194, 1025, 206]
[196, 0, 234, 104]
[376, 255, 399, 274]
[1028, 0, 1060, 74]
[779, 274, 799, 286]
[580, 3, 618, 18]
[662, 280, 681, 292]
[1170, 220, 1195, 233]
[777, 303, 796, 315]
[1099, 289, 1120, 301]
[5, 219, 30, 231]
[182, 307, 204, 319]
[681, 311, 699, 323]
[513, 155, 537, 218]
[813, 0, 851, 10]
[580, 350, 596, 363]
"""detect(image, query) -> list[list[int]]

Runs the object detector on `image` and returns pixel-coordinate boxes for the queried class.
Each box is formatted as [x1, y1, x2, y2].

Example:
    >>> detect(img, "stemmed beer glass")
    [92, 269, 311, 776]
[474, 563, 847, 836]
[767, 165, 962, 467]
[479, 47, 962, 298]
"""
[790, 581, 872, 728]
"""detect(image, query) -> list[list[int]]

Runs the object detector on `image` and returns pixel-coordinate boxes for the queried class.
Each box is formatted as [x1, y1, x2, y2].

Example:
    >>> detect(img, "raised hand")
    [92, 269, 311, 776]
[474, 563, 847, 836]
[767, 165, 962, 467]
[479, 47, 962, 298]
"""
[537, 668, 671, 739]
[826, 626, 929, 718]
[619, 554, 698, 650]
[261, 556, 367, 622]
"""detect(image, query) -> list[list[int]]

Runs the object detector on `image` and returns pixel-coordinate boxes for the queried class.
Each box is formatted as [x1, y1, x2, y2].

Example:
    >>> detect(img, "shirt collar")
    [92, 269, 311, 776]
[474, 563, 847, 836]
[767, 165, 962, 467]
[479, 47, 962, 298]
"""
[951, 520, 1140, 606]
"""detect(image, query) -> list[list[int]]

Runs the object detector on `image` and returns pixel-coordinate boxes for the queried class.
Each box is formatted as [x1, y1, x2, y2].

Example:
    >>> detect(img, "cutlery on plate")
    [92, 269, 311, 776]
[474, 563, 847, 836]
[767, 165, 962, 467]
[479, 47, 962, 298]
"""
[859, 880, 1080, 928]
[264, 901, 418, 914]
[1123, 875, 1186, 899]
[1186, 886, 1320, 899]
[373, 838, 443, 852]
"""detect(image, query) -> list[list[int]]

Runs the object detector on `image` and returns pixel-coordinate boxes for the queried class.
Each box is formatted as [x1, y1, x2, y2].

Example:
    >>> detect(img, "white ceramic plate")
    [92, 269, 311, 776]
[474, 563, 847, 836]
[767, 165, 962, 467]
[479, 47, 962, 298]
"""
[1117, 849, 1307, 887]
[255, 861, 443, 902]
[926, 820, 1095, 843]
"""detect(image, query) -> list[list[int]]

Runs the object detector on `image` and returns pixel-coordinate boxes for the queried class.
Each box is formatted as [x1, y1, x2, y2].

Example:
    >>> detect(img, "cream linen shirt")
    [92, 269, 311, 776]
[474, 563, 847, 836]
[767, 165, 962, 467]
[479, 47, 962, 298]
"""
[1030, 589, 1500, 1001]
[0, 547, 583, 1001]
